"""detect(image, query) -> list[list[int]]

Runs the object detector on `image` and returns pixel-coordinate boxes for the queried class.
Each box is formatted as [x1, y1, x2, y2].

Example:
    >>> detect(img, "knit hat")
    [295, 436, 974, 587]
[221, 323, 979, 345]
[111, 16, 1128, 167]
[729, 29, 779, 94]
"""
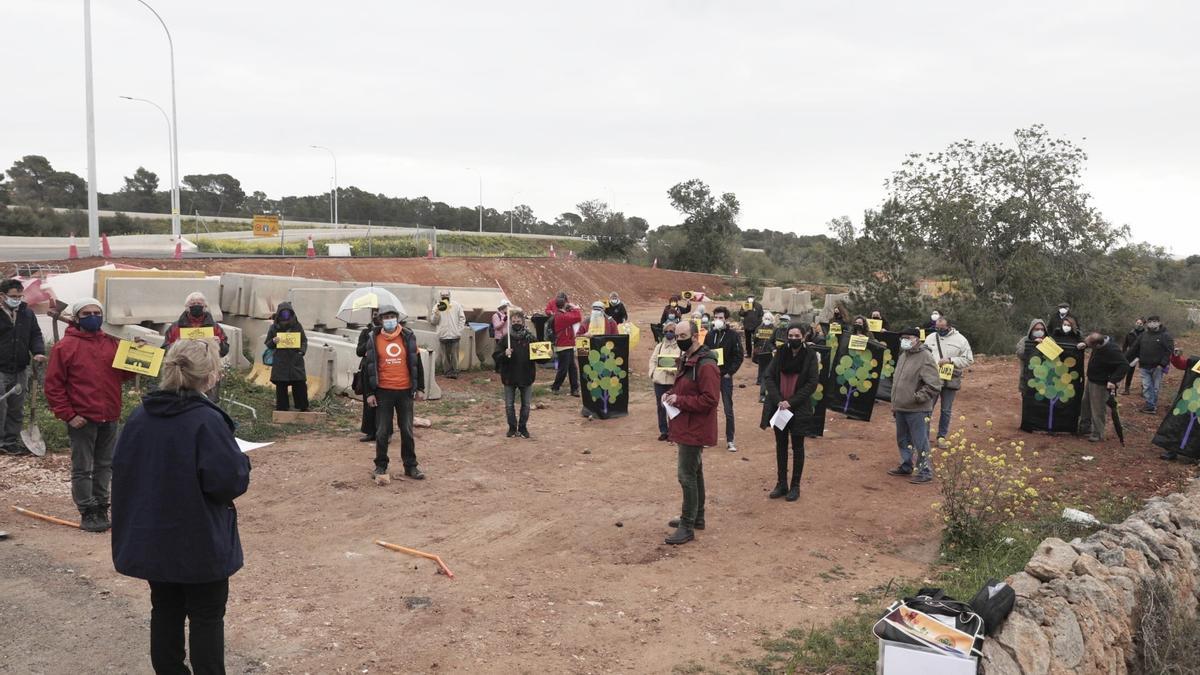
[898, 326, 922, 337]
[69, 297, 102, 318]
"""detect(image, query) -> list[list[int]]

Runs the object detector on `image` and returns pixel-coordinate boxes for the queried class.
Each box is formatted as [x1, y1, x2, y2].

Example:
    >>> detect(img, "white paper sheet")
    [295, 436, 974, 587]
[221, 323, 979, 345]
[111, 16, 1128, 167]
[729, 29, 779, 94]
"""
[769, 407, 794, 430]
[236, 438, 273, 454]
[663, 401, 681, 420]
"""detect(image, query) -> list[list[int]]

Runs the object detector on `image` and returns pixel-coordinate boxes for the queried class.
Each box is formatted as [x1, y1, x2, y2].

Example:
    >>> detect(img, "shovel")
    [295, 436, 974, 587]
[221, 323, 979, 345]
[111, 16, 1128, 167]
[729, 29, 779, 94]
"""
[21, 366, 46, 457]
[1107, 392, 1125, 447]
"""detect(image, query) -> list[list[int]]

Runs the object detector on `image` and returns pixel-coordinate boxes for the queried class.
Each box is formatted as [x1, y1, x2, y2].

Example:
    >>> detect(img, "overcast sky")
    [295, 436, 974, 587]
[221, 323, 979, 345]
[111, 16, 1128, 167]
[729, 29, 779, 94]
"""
[2, 1, 1196, 254]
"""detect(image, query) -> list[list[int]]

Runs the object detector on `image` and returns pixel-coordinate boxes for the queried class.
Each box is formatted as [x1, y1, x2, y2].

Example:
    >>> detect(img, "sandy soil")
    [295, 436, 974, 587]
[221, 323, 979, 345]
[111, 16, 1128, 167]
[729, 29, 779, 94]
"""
[2, 269, 1196, 673]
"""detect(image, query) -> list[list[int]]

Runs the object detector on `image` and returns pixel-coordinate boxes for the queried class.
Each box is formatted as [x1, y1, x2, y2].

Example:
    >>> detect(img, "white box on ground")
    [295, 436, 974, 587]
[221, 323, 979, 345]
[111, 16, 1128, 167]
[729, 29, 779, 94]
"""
[877, 639, 976, 675]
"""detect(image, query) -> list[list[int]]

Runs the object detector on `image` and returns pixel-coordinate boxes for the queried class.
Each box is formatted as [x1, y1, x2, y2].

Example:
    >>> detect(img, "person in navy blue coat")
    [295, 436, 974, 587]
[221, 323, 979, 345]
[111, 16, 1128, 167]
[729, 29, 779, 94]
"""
[111, 338, 250, 674]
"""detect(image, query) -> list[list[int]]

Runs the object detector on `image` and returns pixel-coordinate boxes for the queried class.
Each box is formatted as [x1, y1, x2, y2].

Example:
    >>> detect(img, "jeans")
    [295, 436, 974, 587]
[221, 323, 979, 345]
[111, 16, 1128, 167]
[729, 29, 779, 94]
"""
[0, 368, 28, 450]
[149, 578, 229, 675]
[552, 348, 579, 393]
[504, 384, 532, 432]
[774, 427, 805, 486]
[720, 375, 735, 442]
[1140, 366, 1164, 408]
[274, 381, 308, 411]
[653, 383, 672, 435]
[440, 338, 460, 376]
[1086, 381, 1109, 440]
[374, 388, 417, 471]
[930, 387, 958, 440]
[69, 421, 118, 511]
[894, 411, 932, 478]
[676, 444, 705, 529]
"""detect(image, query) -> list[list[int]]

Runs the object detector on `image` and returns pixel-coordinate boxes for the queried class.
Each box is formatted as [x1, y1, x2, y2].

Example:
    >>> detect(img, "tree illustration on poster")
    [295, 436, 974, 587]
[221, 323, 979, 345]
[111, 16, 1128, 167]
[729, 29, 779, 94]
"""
[825, 338, 884, 421]
[1019, 340, 1084, 433]
[1152, 358, 1200, 459]
[796, 344, 831, 437]
[577, 335, 629, 419]
[874, 331, 901, 402]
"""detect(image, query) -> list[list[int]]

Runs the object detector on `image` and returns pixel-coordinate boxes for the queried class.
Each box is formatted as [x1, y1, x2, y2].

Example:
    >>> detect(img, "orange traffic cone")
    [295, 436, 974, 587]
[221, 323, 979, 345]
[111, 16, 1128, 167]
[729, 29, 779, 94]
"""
[549, 244, 557, 259]
[426, 241, 434, 258]
[100, 232, 112, 258]
[67, 233, 79, 260]
[173, 237, 183, 260]
[306, 235, 316, 258]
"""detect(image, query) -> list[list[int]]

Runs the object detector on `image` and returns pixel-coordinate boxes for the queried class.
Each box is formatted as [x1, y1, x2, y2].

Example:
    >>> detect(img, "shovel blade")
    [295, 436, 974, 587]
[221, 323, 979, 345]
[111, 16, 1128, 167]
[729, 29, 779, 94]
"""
[21, 427, 46, 457]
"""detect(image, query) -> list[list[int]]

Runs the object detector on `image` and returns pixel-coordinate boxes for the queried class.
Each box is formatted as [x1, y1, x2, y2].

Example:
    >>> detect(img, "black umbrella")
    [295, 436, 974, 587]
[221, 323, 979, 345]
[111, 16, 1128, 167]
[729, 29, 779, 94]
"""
[1107, 392, 1126, 446]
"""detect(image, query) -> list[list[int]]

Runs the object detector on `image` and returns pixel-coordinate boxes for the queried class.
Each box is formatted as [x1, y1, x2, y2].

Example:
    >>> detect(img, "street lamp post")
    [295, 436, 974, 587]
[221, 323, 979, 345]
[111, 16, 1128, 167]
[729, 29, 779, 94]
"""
[310, 146, 338, 226]
[135, 0, 181, 241]
[83, 0, 99, 256]
[119, 96, 173, 217]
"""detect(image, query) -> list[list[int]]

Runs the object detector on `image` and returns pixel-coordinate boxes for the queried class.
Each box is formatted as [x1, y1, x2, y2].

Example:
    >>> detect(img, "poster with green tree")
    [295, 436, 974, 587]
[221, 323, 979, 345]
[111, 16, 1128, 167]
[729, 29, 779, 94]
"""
[577, 335, 630, 419]
[1153, 359, 1200, 459]
[825, 337, 884, 421]
[796, 344, 831, 437]
[874, 331, 901, 402]
[1019, 340, 1084, 432]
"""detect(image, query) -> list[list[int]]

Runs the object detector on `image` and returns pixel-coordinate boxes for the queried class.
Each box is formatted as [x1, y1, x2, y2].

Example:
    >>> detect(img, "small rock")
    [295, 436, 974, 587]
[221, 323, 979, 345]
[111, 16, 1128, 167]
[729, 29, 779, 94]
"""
[848, 453, 860, 461]
[741, 456, 749, 462]
[615, 522, 623, 528]
[1025, 538, 1079, 581]
[582, 449, 591, 455]
[584, 600, 603, 607]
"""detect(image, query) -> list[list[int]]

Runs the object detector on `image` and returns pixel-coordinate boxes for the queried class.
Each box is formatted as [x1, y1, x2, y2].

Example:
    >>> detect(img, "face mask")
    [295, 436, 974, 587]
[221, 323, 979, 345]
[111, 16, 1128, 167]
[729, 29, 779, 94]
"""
[701, 322, 710, 330]
[676, 338, 693, 352]
[592, 310, 603, 321]
[279, 310, 292, 321]
[937, 328, 950, 337]
[512, 323, 525, 333]
[900, 338, 914, 351]
[382, 319, 398, 332]
[855, 323, 865, 332]
[664, 332, 675, 341]
[1032, 330, 1045, 339]
[1061, 325, 1072, 334]
[787, 338, 804, 350]
[930, 313, 940, 322]
[780, 317, 790, 324]
[79, 315, 103, 332]
[871, 315, 881, 320]
[1148, 322, 1160, 330]
[748, 298, 755, 303]
[188, 305, 205, 318]
[1059, 308, 1068, 316]
[610, 299, 620, 306]
[713, 319, 726, 331]
[4, 297, 20, 309]
[763, 319, 774, 327]
[1135, 324, 1143, 330]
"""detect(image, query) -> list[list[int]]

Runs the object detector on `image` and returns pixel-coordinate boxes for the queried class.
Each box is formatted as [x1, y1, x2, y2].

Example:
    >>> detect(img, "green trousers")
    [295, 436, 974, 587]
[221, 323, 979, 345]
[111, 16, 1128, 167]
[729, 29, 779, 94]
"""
[676, 443, 706, 528]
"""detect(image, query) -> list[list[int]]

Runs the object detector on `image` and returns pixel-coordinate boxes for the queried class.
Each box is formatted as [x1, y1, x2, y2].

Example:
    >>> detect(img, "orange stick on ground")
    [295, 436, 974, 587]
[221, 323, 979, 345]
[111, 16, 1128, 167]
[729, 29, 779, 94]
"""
[374, 540, 455, 579]
[11, 505, 81, 529]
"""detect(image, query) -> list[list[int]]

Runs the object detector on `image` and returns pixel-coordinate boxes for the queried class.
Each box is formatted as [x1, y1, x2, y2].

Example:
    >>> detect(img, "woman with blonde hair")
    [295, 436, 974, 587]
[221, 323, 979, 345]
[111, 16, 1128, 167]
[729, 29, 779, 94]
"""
[649, 321, 682, 441]
[111, 338, 251, 673]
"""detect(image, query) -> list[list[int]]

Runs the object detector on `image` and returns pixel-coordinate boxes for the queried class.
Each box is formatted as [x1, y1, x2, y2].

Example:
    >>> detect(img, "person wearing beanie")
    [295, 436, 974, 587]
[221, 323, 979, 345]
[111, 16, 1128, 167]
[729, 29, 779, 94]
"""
[362, 304, 426, 480]
[43, 297, 138, 532]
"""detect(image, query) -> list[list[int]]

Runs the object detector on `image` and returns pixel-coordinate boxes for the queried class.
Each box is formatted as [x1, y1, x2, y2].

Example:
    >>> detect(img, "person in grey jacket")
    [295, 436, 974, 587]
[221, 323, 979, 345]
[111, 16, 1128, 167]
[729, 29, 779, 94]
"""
[888, 327, 943, 484]
[1125, 315, 1174, 413]
[265, 302, 308, 411]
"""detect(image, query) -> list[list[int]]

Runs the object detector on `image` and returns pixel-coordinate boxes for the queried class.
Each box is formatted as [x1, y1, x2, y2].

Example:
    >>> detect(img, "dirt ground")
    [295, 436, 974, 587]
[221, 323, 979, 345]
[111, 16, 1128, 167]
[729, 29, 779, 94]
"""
[2, 283, 1197, 673]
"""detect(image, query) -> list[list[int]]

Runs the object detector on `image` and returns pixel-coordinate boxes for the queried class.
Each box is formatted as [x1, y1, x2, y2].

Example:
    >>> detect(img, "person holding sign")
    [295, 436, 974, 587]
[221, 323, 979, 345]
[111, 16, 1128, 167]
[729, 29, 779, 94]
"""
[662, 320, 720, 545]
[549, 295, 582, 396]
[110, 338, 250, 674]
[604, 292, 628, 325]
[923, 316, 975, 449]
[493, 307, 536, 438]
[1078, 332, 1130, 442]
[760, 323, 819, 502]
[738, 295, 764, 361]
[363, 305, 426, 480]
[163, 292, 229, 402]
[648, 321, 682, 441]
[888, 327, 942, 484]
[264, 302, 309, 412]
[752, 312, 777, 396]
[703, 306, 744, 452]
[1016, 319, 1048, 394]
[584, 300, 619, 336]
[869, 310, 889, 332]
[43, 298, 137, 532]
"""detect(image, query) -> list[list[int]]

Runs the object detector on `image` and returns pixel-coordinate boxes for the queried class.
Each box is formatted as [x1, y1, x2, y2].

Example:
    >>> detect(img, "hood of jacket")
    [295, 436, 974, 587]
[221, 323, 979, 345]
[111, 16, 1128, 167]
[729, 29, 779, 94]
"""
[141, 389, 235, 427]
[1026, 318, 1047, 339]
[273, 302, 301, 329]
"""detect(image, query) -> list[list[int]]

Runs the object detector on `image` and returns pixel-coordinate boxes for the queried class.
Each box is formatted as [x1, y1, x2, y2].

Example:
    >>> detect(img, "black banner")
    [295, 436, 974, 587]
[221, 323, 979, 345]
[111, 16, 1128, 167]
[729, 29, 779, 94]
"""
[649, 322, 664, 344]
[1153, 357, 1200, 459]
[795, 343, 831, 438]
[873, 331, 901, 402]
[1019, 339, 1084, 433]
[577, 335, 630, 419]
[825, 334, 885, 422]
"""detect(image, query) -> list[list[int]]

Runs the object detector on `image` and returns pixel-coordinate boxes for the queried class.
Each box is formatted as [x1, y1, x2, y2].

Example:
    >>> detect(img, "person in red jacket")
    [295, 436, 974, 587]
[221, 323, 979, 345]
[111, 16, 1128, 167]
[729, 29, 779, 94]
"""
[43, 298, 137, 532]
[661, 320, 720, 545]
[162, 292, 229, 402]
[549, 294, 583, 396]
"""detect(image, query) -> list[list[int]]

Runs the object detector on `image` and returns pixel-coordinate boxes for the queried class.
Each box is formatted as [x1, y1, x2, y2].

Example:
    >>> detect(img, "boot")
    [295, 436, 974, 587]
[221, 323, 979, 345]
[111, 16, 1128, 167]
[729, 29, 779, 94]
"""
[664, 527, 694, 545]
[668, 518, 705, 530]
[768, 482, 787, 499]
[80, 508, 105, 533]
[785, 477, 801, 502]
[94, 505, 111, 531]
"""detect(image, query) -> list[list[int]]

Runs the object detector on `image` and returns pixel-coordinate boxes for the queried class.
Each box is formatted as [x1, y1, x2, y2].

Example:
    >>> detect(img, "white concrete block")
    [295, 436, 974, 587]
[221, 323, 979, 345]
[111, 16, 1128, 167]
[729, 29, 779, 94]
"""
[104, 277, 223, 325]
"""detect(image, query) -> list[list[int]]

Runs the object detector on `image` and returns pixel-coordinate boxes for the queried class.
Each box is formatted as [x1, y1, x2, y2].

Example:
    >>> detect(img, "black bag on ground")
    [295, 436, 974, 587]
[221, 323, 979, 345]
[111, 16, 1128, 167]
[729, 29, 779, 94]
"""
[969, 579, 1016, 636]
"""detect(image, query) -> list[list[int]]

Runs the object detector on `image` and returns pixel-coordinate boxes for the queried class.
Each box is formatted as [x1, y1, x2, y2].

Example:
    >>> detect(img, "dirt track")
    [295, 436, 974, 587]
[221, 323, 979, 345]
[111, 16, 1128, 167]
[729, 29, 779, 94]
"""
[2, 264, 1197, 673]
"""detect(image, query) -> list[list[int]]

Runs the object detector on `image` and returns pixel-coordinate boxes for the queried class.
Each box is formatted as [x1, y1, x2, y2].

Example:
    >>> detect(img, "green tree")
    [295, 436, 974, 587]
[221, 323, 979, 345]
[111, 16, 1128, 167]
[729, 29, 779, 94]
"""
[575, 199, 648, 259]
[6, 155, 87, 208]
[182, 173, 246, 216]
[666, 178, 740, 273]
[1026, 354, 1080, 428]
[113, 167, 161, 213]
[827, 199, 925, 325]
[581, 339, 628, 416]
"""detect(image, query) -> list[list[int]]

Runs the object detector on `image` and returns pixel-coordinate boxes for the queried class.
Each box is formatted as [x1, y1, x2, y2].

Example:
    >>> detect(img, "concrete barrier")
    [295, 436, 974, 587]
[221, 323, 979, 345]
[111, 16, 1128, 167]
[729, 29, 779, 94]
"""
[219, 273, 343, 319]
[785, 290, 813, 316]
[816, 293, 851, 323]
[221, 315, 274, 364]
[104, 277, 223, 325]
[761, 287, 785, 312]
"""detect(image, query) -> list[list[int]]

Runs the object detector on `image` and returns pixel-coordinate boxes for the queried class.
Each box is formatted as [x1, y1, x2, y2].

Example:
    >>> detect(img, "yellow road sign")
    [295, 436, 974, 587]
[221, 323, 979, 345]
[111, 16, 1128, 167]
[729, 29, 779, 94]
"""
[252, 214, 281, 237]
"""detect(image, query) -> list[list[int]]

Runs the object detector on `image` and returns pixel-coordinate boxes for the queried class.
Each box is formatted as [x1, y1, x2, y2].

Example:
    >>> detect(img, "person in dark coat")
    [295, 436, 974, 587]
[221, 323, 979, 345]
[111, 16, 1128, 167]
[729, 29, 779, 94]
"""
[1120, 317, 1145, 395]
[111, 338, 250, 674]
[0, 278, 46, 455]
[1079, 331, 1130, 442]
[1016, 318, 1048, 394]
[660, 295, 685, 325]
[703, 306, 744, 452]
[264, 301, 308, 412]
[1125, 315, 1174, 413]
[362, 305, 426, 480]
[1048, 303, 1081, 338]
[162, 291, 229, 403]
[604, 292, 628, 325]
[493, 307, 536, 438]
[760, 323, 820, 502]
[662, 320, 719, 546]
[869, 310, 889, 331]
[355, 309, 382, 442]
[752, 312, 777, 398]
[738, 295, 764, 361]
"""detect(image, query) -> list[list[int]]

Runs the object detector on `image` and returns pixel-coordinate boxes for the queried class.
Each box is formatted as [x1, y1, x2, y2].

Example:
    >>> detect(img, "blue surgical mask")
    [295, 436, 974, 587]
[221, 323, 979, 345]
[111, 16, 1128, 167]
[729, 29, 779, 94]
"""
[4, 297, 21, 309]
[664, 332, 676, 341]
[937, 328, 950, 337]
[382, 318, 399, 332]
[79, 315, 103, 332]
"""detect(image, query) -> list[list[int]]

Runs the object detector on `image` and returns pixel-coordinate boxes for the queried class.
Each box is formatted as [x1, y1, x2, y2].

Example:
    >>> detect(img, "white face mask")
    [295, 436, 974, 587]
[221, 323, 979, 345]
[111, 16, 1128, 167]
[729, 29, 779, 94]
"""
[1061, 325, 1072, 334]
[900, 338, 915, 351]
[930, 313, 940, 322]
[3, 297, 20, 309]
[1032, 330, 1045, 338]
[712, 319, 726, 331]
[1059, 308, 1068, 316]
[1147, 322, 1161, 330]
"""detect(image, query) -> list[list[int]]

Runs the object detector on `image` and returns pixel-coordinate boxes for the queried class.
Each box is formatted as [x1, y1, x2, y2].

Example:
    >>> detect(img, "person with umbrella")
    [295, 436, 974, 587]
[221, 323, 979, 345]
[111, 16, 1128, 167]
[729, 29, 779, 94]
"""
[1080, 331, 1130, 443]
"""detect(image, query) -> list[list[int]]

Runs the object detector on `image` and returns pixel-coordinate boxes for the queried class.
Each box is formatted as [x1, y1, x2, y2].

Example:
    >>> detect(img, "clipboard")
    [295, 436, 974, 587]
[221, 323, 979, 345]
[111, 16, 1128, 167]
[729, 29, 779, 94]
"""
[112, 340, 164, 377]
[828, 322, 842, 335]
[655, 355, 678, 372]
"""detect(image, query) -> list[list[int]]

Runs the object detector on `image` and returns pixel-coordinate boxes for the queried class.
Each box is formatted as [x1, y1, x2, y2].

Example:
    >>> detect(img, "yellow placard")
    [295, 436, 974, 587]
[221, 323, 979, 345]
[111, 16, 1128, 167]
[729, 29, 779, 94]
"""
[179, 326, 214, 340]
[276, 332, 302, 349]
[755, 327, 774, 340]
[711, 347, 724, 366]
[775, 339, 785, 347]
[742, 302, 753, 311]
[575, 336, 591, 351]
[848, 334, 869, 351]
[919, 328, 927, 342]
[112, 340, 164, 377]
[867, 319, 884, 332]
[529, 341, 553, 360]
[1192, 360, 1200, 375]
[828, 322, 842, 335]
[1036, 339, 1064, 361]
[938, 362, 956, 381]
[655, 355, 678, 371]
[252, 214, 280, 237]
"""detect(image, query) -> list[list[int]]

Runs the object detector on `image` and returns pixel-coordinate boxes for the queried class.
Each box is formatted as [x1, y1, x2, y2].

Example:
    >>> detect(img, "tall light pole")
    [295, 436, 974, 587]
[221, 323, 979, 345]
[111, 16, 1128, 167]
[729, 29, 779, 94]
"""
[119, 96, 173, 216]
[465, 167, 482, 232]
[135, 0, 180, 240]
[83, 0, 99, 256]
[310, 146, 338, 225]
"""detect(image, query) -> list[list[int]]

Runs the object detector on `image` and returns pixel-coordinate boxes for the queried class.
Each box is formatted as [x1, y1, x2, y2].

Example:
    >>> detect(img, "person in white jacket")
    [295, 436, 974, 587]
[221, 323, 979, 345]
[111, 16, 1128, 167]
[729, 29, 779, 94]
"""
[648, 321, 682, 441]
[924, 316, 974, 448]
[430, 290, 467, 379]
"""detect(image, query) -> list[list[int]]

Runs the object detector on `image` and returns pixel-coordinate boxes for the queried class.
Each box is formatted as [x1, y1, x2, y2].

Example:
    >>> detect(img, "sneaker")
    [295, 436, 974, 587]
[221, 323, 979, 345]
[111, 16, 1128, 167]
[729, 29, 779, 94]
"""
[358, 435, 376, 443]
[668, 518, 705, 530]
[404, 466, 426, 480]
[1140, 405, 1156, 414]
[1161, 452, 1178, 461]
[79, 508, 105, 533]
[887, 466, 913, 476]
[372, 466, 388, 477]
[727, 441, 737, 453]
[1087, 435, 1102, 443]
[506, 428, 517, 438]
[570, 390, 580, 397]
[657, 433, 669, 442]
[936, 437, 950, 449]
[1, 444, 30, 456]
[518, 429, 531, 439]
[664, 527, 694, 545]
[909, 474, 933, 484]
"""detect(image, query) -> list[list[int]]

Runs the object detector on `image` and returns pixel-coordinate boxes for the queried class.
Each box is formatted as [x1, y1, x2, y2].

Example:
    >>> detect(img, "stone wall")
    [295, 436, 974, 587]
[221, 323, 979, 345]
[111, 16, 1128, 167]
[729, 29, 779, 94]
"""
[981, 484, 1200, 674]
